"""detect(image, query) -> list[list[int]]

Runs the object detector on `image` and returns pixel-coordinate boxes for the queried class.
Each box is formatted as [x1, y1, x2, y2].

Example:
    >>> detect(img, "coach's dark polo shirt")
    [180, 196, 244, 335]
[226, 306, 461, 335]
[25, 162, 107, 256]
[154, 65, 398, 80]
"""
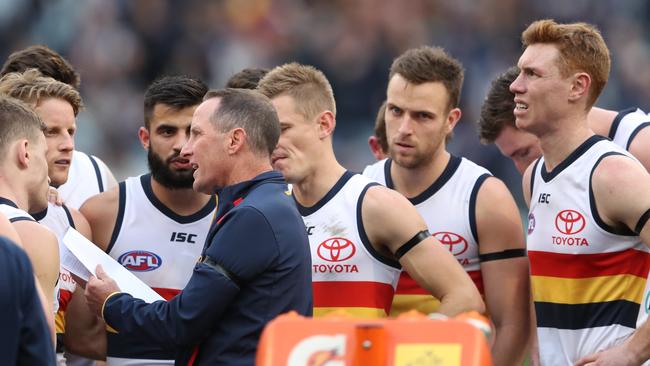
[103, 170, 312, 365]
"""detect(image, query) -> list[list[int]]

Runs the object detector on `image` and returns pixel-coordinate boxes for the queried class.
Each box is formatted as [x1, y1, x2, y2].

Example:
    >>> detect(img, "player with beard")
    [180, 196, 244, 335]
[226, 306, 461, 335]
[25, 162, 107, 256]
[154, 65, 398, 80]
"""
[76, 76, 215, 366]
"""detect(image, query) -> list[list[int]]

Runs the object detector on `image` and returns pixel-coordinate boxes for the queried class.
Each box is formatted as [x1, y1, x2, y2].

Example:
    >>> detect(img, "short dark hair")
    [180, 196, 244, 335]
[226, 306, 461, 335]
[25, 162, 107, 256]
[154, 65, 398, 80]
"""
[143, 75, 208, 129]
[1, 45, 80, 89]
[225, 68, 269, 90]
[389, 46, 464, 112]
[373, 101, 388, 154]
[0, 96, 46, 157]
[478, 67, 519, 143]
[204, 88, 280, 157]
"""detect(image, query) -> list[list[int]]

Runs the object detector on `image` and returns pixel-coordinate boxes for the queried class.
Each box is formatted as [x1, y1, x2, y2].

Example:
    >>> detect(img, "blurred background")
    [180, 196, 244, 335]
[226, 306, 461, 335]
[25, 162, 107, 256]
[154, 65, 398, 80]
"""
[2, 0, 649, 208]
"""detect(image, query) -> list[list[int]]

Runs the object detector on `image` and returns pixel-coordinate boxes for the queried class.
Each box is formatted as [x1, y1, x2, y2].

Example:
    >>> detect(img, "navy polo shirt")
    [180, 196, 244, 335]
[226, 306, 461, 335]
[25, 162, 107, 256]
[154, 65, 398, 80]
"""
[103, 170, 312, 365]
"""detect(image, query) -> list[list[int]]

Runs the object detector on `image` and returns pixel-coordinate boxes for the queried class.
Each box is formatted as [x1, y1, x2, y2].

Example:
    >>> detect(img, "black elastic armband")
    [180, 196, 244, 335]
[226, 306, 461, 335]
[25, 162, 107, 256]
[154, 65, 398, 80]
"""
[478, 248, 527, 263]
[634, 208, 650, 235]
[200, 255, 242, 288]
[395, 230, 430, 260]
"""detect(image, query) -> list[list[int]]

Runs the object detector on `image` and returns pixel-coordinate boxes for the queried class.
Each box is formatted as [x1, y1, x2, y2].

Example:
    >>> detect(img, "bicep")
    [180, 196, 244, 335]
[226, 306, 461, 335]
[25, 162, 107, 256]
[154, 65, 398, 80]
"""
[15, 223, 59, 295]
[627, 128, 650, 173]
[361, 186, 429, 256]
[476, 177, 526, 254]
[70, 207, 93, 240]
[80, 191, 119, 251]
[592, 155, 650, 235]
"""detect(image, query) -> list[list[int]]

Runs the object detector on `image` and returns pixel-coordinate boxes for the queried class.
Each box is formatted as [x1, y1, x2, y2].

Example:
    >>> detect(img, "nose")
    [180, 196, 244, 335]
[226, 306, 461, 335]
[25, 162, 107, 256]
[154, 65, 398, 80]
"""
[60, 133, 74, 151]
[510, 72, 524, 94]
[397, 114, 413, 136]
[180, 140, 192, 158]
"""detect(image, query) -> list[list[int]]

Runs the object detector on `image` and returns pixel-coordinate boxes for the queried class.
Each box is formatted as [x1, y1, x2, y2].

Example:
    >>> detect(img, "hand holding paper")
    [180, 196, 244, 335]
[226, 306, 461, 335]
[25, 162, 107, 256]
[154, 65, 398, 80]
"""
[85, 265, 121, 317]
[62, 228, 164, 303]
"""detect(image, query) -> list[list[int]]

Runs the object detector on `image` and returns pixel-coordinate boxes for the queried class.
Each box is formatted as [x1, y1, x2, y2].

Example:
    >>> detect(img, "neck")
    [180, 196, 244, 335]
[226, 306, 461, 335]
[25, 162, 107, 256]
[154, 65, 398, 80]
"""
[292, 151, 346, 208]
[0, 180, 29, 211]
[150, 178, 212, 216]
[223, 156, 274, 188]
[538, 114, 594, 171]
[390, 149, 451, 198]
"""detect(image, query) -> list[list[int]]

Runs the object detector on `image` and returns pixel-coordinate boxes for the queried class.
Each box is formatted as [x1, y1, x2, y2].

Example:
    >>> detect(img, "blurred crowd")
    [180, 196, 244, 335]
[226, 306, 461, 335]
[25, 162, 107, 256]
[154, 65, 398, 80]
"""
[1, 0, 649, 204]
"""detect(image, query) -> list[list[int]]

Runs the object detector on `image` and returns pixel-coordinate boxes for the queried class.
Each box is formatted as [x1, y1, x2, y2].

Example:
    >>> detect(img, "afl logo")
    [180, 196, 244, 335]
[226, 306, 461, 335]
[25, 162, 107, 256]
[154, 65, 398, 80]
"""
[317, 237, 356, 262]
[434, 232, 468, 256]
[555, 209, 586, 235]
[118, 250, 162, 272]
[527, 212, 536, 235]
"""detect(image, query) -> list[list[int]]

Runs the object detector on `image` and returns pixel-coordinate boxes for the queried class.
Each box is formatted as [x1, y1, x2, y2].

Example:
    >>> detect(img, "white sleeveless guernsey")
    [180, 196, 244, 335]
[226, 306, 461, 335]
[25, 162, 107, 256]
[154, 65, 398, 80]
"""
[298, 171, 401, 318]
[527, 136, 649, 364]
[607, 108, 650, 330]
[363, 156, 491, 316]
[608, 107, 650, 151]
[58, 150, 114, 209]
[0, 199, 60, 315]
[33, 203, 77, 357]
[106, 174, 216, 366]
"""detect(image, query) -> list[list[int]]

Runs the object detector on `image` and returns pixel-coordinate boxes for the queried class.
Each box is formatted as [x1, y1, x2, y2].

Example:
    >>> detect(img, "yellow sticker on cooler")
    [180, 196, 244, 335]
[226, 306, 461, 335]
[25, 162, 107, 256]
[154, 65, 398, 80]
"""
[394, 344, 462, 366]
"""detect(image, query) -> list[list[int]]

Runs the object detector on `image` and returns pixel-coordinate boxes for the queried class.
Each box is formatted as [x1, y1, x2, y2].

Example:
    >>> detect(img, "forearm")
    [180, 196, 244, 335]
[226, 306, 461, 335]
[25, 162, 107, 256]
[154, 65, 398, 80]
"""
[64, 288, 106, 359]
[436, 289, 485, 317]
[626, 320, 650, 364]
[103, 266, 238, 348]
[491, 322, 530, 366]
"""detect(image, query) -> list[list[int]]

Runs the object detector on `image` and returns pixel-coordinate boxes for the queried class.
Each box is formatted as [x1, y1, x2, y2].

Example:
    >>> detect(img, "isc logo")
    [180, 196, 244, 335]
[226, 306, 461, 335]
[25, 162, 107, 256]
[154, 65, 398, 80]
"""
[118, 250, 162, 271]
[170, 232, 198, 244]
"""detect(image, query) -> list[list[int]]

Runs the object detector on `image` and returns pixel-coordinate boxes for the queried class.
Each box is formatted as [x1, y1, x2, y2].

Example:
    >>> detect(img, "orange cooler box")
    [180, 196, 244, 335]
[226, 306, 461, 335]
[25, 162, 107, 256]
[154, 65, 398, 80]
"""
[256, 311, 492, 366]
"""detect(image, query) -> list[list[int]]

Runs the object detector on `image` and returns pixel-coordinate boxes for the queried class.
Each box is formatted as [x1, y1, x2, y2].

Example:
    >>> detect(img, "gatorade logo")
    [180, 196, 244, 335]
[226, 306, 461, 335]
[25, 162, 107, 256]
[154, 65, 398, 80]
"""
[288, 334, 346, 366]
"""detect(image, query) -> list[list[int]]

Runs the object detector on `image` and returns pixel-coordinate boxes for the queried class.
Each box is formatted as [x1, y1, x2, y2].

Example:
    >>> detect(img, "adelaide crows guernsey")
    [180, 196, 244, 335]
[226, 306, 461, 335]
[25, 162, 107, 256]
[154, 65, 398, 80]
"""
[299, 171, 401, 318]
[609, 107, 650, 151]
[106, 174, 216, 365]
[58, 150, 114, 210]
[363, 156, 490, 316]
[527, 135, 649, 364]
[32, 203, 76, 356]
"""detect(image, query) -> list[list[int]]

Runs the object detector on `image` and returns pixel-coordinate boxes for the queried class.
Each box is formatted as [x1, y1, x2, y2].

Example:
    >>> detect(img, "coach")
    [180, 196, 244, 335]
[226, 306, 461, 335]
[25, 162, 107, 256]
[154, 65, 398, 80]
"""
[85, 88, 312, 365]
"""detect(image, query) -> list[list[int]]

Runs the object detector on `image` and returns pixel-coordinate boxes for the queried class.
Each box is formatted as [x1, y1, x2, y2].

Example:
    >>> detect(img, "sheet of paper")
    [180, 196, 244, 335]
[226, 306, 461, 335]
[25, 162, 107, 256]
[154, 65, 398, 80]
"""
[60, 243, 92, 282]
[63, 228, 165, 303]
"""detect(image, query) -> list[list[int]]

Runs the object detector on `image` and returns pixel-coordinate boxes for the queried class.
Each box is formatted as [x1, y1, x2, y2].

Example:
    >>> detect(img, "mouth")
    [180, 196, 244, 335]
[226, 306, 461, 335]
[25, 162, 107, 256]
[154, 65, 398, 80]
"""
[170, 157, 192, 169]
[271, 154, 287, 165]
[393, 141, 415, 151]
[53, 159, 71, 166]
[514, 99, 529, 113]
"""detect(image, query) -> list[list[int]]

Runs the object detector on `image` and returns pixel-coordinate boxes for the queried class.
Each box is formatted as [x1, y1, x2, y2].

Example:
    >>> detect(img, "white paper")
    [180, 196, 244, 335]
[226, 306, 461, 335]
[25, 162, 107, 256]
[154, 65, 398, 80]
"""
[60, 243, 92, 281]
[63, 228, 165, 303]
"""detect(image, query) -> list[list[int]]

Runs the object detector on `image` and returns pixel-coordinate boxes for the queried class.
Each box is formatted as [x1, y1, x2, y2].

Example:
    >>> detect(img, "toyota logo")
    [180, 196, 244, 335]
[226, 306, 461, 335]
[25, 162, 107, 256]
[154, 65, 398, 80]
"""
[316, 237, 356, 262]
[555, 209, 586, 235]
[434, 231, 468, 256]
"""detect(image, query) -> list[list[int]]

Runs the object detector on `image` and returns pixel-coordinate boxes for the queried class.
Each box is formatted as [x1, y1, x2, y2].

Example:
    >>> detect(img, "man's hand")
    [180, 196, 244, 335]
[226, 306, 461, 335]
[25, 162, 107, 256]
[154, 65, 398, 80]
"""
[47, 186, 63, 206]
[84, 265, 120, 317]
[574, 343, 638, 366]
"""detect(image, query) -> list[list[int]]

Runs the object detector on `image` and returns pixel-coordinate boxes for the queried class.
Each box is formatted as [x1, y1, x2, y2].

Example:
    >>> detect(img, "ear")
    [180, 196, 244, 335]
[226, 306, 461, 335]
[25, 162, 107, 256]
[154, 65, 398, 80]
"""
[138, 127, 150, 150]
[317, 111, 336, 139]
[16, 139, 30, 169]
[569, 72, 591, 103]
[227, 128, 246, 155]
[445, 107, 462, 135]
[368, 136, 386, 161]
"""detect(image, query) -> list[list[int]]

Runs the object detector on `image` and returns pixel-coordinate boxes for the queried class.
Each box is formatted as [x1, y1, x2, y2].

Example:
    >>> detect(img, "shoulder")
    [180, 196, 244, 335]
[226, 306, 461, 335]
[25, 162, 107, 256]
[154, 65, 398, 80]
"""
[361, 159, 387, 181]
[80, 185, 120, 218]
